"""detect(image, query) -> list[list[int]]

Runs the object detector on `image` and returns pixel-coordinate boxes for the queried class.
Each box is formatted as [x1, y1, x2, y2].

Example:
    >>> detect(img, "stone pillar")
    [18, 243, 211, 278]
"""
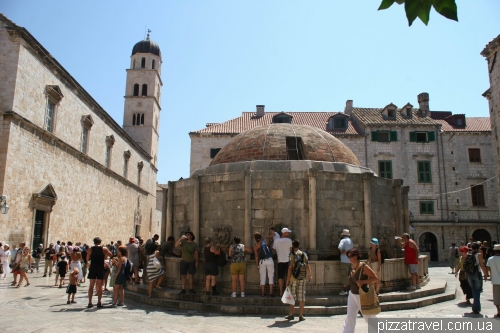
[392, 179, 403, 235]
[193, 176, 200, 242]
[166, 181, 174, 240]
[402, 186, 410, 234]
[308, 169, 318, 259]
[363, 173, 373, 249]
[245, 170, 252, 247]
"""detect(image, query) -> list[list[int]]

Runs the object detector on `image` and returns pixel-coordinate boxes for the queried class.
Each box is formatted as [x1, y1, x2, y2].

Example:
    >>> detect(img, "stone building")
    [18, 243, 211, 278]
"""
[482, 34, 500, 223]
[0, 14, 162, 247]
[188, 95, 499, 261]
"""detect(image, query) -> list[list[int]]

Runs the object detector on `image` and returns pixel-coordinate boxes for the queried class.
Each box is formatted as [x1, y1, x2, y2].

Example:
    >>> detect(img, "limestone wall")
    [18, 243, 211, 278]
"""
[189, 134, 234, 175]
[0, 23, 18, 112]
[0, 118, 159, 247]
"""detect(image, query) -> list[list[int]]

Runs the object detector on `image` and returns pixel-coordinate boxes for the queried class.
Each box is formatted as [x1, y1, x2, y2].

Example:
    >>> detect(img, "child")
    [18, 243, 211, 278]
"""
[56, 256, 68, 288]
[67, 267, 79, 304]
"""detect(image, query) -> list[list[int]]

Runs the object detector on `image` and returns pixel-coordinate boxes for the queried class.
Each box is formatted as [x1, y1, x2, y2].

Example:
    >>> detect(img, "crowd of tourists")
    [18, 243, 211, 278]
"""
[2, 230, 498, 327]
[448, 237, 500, 317]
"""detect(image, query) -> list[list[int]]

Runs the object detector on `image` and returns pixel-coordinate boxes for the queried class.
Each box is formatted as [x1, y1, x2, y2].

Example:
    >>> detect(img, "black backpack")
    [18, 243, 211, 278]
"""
[375, 248, 387, 264]
[463, 252, 477, 274]
[125, 259, 134, 278]
[291, 252, 307, 280]
[216, 249, 227, 267]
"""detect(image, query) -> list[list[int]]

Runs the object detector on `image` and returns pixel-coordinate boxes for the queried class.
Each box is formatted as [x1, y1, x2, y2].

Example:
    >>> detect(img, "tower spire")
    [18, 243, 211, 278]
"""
[146, 29, 151, 40]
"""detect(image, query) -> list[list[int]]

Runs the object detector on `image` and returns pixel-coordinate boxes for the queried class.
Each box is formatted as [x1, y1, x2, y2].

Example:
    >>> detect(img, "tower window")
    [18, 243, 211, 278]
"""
[142, 84, 147, 96]
[133, 59, 136, 69]
[133, 113, 137, 125]
[141, 57, 145, 68]
[141, 113, 145, 126]
[285, 136, 305, 160]
[133, 84, 139, 96]
[152, 59, 155, 69]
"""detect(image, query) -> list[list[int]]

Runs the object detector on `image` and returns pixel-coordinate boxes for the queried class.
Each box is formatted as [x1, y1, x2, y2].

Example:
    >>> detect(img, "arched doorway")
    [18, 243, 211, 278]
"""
[472, 229, 491, 245]
[419, 232, 439, 261]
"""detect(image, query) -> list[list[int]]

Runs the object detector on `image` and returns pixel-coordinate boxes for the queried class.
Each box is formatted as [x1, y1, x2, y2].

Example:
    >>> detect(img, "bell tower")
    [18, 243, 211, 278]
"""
[123, 30, 162, 166]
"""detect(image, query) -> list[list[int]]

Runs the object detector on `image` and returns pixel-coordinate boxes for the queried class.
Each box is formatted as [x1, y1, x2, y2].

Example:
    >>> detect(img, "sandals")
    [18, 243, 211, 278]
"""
[15, 284, 20, 288]
[87, 303, 93, 308]
[97, 302, 103, 308]
[25, 283, 30, 287]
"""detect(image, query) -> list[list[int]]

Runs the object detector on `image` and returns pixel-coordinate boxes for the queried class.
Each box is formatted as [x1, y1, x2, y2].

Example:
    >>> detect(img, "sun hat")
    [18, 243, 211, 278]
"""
[342, 229, 350, 237]
[370, 238, 379, 246]
[494, 244, 500, 251]
[281, 228, 292, 234]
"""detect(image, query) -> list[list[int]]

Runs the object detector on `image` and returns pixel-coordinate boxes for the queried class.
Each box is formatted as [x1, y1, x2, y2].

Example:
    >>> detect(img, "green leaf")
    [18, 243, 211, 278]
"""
[432, 0, 458, 22]
[417, 0, 432, 25]
[395, 0, 405, 4]
[378, 0, 396, 10]
[405, 0, 421, 26]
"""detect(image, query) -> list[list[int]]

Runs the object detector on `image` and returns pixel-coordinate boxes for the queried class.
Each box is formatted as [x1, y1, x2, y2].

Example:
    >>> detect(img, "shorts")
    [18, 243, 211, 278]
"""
[66, 284, 77, 294]
[408, 264, 418, 274]
[277, 262, 289, 279]
[59, 273, 66, 278]
[204, 262, 218, 276]
[20, 267, 28, 273]
[493, 285, 500, 306]
[87, 267, 105, 280]
[230, 262, 246, 275]
[340, 262, 351, 286]
[180, 261, 196, 275]
[289, 279, 306, 302]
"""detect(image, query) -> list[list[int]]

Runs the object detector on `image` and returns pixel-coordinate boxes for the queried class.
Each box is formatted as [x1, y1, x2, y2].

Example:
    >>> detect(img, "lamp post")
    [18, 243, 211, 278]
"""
[0, 195, 9, 214]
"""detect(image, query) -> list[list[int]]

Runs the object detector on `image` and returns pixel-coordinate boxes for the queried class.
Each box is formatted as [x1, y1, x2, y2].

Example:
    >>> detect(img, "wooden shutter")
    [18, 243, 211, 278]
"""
[390, 131, 398, 142]
[427, 131, 436, 142]
[371, 131, 378, 142]
[409, 132, 417, 142]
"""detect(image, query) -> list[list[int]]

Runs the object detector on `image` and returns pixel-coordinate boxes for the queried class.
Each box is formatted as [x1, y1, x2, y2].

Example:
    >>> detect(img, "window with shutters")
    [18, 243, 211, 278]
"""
[468, 148, 481, 163]
[210, 148, 221, 158]
[378, 161, 393, 179]
[371, 130, 397, 142]
[471, 185, 485, 206]
[417, 161, 432, 183]
[409, 131, 435, 143]
[419, 201, 434, 214]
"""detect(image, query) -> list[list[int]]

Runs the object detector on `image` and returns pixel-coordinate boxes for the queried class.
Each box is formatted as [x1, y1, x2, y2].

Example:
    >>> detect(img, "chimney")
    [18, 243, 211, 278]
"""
[256, 105, 265, 117]
[344, 100, 353, 116]
[417, 93, 429, 116]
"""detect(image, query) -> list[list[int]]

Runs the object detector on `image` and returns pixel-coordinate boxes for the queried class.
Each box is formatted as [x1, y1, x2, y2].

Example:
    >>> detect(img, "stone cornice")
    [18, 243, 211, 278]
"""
[1, 110, 153, 196]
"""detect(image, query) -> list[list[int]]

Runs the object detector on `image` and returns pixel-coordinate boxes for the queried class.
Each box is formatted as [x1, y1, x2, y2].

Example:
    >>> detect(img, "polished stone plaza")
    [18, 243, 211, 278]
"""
[1, 264, 499, 332]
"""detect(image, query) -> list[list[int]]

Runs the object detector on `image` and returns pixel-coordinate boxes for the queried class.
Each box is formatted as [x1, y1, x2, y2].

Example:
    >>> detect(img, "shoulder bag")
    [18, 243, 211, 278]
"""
[358, 263, 381, 316]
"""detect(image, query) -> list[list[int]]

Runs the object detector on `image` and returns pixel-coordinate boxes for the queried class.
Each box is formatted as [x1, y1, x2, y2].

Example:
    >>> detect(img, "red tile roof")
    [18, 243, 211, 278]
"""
[190, 112, 362, 136]
[435, 118, 491, 132]
[352, 108, 438, 126]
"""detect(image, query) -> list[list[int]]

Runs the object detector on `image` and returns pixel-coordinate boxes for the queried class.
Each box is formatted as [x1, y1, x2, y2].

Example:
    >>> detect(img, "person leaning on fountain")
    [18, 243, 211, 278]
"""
[338, 229, 354, 296]
[397, 233, 420, 290]
[273, 228, 293, 296]
[175, 231, 199, 294]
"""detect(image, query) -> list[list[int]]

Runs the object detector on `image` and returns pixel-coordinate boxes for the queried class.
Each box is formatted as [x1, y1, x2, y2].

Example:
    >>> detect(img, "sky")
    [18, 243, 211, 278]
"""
[2, 0, 499, 183]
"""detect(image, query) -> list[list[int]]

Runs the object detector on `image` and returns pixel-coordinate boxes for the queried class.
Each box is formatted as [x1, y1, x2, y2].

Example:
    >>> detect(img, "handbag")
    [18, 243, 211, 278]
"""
[357, 263, 381, 316]
[281, 286, 295, 305]
[153, 257, 162, 269]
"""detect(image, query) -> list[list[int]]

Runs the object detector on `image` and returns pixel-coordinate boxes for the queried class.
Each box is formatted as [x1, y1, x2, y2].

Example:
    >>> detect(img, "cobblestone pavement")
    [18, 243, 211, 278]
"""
[0, 264, 498, 332]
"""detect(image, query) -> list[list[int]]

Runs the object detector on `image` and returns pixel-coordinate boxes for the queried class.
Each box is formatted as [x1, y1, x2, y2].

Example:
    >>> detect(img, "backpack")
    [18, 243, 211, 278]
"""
[125, 259, 134, 278]
[216, 249, 227, 267]
[375, 248, 386, 264]
[258, 240, 273, 262]
[291, 252, 307, 280]
[454, 247, 459, 258]
[32, 250, 38, 258]
[463, 252, 477, 274]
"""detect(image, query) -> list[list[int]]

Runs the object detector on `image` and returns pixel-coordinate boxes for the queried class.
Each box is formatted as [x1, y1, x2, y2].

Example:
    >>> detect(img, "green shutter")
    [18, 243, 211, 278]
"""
[429, 202, 434, 214]
[371, 131, 378, 142]
[427, 131, 435, 142]
[390, 131, 398, 142]
[409, 132, 417, 142]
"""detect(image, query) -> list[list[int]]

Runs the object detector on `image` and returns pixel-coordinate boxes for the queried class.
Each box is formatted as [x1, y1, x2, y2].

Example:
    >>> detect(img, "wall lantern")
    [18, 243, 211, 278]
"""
[1, 195, 9, 214]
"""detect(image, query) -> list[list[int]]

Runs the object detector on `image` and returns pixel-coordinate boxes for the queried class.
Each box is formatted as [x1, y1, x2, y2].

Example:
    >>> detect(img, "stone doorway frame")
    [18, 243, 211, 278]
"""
[30, 184, 57, 248]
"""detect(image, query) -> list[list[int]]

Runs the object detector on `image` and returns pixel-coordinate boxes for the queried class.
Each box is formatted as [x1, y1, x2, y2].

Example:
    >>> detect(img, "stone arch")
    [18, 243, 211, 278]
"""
[419, 231, 439, 261]
[472, 229, 491, 244]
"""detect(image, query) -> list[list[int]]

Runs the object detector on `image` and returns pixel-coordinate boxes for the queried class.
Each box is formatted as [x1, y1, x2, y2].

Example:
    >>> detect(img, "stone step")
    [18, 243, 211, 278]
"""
[124, 279, 455, 315]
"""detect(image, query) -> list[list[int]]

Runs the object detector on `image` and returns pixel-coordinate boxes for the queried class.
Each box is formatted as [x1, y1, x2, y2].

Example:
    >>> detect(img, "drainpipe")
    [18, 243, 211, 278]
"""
[438, 128, 449, 220]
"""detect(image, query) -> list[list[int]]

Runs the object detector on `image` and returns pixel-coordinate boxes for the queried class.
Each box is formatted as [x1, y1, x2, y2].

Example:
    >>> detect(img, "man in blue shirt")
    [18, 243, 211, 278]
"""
[338, 229, 353, 296]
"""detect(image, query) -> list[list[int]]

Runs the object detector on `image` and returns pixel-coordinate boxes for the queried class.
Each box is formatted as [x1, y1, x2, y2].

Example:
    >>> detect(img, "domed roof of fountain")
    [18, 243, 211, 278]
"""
[209, 123, 360, 166]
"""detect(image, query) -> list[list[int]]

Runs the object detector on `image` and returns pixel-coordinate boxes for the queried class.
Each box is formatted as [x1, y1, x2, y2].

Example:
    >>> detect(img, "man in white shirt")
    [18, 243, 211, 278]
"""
[487, 244, 500, 317]
[273, 227, 293, 296]
[338, 229, 353, 296]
